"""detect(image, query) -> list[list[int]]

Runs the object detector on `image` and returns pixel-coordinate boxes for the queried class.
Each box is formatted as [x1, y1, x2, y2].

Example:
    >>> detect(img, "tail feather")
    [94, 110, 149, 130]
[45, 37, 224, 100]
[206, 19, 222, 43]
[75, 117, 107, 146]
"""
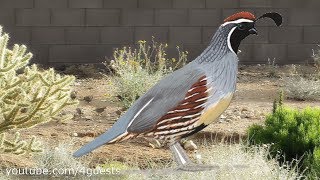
[73, 122, 126, 157]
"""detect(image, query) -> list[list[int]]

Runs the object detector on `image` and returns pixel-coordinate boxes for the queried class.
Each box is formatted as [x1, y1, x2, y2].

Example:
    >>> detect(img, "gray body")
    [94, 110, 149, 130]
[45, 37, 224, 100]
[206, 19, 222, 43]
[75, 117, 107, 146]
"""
[73, 24, 238, 157]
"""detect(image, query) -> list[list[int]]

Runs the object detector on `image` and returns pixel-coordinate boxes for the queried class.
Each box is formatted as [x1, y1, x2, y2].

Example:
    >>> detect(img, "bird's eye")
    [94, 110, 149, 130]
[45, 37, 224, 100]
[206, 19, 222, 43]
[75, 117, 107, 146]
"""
[237, 24, 246, 30]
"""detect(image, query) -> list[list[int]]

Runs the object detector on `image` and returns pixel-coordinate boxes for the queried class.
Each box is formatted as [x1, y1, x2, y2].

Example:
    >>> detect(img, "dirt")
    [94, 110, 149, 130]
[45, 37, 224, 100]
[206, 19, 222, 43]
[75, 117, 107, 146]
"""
[1, 65, 320, 169]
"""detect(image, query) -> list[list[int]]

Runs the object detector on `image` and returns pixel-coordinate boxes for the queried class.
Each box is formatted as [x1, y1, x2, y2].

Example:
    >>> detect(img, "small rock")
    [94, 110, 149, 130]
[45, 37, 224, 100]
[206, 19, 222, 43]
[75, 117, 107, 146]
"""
[116, 110, 122, 116]
[245, 112, 255, 118]
[230, 115, 237, 120]
[195, 153, 202, 160]
[77, 132, 95, 137]
[241, 107, 249, 112]
[234, 111, 241, 116]
[20, 108, 28, 113]
[72, 132, 78, 137]
[183, 140, 198, 151]
[84, 116, 92, 120]
[70, 91, 77, 99]
[226, 118, 232, 122]
[95, 107, 106, 113]
[60, 111, 67, 116]
[76, 108, 83, 115]
[236, 116, 241, 120]
[83, 96, 93, 103]
[220, 115, 227, 119]
[51, 133, 58, 137]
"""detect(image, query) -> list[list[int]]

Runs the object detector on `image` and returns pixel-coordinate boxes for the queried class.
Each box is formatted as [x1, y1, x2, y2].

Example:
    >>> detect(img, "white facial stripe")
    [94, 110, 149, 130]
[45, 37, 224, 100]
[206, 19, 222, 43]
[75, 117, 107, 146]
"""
[227, 27, 237, 54]
[222, 18, 254, 26]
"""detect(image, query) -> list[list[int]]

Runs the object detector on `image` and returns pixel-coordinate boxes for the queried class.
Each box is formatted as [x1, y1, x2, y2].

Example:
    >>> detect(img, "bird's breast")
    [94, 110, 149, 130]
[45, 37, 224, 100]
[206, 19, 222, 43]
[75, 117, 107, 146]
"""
[196, 93, 233, 126]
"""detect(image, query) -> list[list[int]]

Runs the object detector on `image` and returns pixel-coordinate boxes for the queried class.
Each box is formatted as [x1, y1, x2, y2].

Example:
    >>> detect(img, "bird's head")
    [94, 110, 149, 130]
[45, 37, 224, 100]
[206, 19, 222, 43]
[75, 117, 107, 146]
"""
[221, 11, 282, 54]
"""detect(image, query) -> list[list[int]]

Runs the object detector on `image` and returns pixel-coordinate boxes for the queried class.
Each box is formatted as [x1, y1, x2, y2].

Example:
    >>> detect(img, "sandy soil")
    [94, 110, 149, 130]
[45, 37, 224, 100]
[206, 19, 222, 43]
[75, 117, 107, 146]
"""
[1, 65, 319, 169]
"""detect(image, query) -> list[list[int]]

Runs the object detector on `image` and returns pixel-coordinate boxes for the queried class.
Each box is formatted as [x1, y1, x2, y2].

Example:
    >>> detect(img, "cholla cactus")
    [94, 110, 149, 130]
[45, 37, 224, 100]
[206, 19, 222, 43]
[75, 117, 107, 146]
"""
[0, 132, 41, 155]
[0, 26, 78, 154]
[0, 27, 78, 132]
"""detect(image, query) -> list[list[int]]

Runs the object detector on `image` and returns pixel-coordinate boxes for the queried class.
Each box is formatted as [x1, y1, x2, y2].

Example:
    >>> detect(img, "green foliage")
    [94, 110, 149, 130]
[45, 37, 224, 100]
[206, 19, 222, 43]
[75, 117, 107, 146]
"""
[248, 94, 320, 177]
[0, 26, 78, 155]
[105, 39, 187, 109]
[0, 132, 41, 155]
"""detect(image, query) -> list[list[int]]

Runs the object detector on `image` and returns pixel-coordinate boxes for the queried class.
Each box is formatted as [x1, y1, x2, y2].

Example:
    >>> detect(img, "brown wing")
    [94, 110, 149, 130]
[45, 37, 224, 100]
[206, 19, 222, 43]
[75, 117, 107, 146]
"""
[145, 75, 210, 140]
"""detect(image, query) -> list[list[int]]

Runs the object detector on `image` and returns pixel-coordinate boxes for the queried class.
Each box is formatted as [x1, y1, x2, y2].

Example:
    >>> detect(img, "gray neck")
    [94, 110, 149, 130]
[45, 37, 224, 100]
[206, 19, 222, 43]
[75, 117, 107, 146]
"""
[196, 24, 235, 64]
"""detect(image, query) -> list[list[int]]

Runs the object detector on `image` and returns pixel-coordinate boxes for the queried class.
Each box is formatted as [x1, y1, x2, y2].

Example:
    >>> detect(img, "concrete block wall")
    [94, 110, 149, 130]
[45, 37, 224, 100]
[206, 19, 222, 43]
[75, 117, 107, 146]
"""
[0, 0, 319, 65]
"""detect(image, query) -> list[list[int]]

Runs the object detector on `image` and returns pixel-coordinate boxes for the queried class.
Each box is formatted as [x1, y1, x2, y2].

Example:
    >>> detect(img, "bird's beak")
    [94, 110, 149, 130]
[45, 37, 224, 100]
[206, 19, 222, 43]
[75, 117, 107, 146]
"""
[249, 27, 258, 35]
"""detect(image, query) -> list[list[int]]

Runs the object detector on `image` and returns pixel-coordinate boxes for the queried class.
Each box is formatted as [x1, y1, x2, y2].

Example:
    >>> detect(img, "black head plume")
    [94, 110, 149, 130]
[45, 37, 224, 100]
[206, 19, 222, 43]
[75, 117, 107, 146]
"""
[256, 12, 282, 26]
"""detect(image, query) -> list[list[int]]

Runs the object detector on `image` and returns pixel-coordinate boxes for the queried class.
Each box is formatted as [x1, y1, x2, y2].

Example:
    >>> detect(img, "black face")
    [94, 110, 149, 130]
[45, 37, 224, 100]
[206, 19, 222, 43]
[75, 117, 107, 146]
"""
[230, 22, 256, 54]
[230, 12, 283, 54]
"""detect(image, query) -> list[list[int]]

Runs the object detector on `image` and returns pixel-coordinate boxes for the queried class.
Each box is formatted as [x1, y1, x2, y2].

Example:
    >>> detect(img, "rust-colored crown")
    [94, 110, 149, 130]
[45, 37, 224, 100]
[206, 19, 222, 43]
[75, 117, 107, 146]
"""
[224, 11, 256, 22]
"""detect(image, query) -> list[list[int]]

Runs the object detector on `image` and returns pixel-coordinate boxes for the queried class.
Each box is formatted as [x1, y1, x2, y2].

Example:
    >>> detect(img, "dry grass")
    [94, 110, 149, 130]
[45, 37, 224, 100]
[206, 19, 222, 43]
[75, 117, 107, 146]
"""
[124, 143, 304, 180]
[104, 39, 187, 109]
[35, 142, 86, 171]
[0, 140, 304, 179]
[283, 77, 320, 101]
[282, 47, 320, 101]
[312, 45, 320, 72]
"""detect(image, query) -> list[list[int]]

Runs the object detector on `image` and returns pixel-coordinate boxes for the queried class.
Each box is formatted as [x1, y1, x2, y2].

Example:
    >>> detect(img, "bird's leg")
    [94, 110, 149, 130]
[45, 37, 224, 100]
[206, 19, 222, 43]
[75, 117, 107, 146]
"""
[169, 142, 218, 171]
[169, 141, 193, 166]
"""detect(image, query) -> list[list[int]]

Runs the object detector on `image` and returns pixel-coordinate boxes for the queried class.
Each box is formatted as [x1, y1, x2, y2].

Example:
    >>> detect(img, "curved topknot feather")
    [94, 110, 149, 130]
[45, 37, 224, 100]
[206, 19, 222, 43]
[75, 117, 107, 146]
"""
[224, 11, 256, 22]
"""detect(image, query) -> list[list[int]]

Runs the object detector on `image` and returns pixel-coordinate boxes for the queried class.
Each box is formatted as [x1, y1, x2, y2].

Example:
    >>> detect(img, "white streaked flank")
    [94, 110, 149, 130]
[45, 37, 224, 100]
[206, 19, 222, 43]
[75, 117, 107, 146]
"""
[126, 97, 154, 129]
[185, 92, 200, 100]
[195, 96, 209, 102]
[157, 116, 182, 125]
[183, 112, 202, 119]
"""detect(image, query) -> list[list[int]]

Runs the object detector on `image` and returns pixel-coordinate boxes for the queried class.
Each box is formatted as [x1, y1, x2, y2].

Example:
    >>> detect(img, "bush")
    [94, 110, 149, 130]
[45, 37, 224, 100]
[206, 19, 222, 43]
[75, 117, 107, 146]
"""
[312, 45, 320, 72]
[0, 26, 78, 155]
[248, 95, 320, 177]
[105, 39, 187, 109]
[36, 143, 86, 173]
[283, 77, 320, 101]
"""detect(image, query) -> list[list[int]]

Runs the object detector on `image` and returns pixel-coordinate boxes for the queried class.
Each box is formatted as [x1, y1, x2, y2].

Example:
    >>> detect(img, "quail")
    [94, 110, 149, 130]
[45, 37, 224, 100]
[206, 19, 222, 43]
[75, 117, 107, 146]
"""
[73, 12, 282, 171]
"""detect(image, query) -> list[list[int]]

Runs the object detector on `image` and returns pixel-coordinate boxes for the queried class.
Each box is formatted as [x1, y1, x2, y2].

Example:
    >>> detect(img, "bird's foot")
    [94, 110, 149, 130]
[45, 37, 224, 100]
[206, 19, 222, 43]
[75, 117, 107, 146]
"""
[177, 163, 219, 172]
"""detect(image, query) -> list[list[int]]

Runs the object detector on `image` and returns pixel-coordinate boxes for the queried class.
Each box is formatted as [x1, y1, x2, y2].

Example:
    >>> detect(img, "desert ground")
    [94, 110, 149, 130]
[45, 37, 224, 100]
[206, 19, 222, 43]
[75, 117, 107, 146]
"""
[1, 65, 319, 177]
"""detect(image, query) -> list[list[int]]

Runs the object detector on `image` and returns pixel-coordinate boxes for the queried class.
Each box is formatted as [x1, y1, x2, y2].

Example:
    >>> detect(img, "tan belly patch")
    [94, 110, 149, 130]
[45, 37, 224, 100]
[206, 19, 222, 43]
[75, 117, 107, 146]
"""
[197, 93, 233, 126]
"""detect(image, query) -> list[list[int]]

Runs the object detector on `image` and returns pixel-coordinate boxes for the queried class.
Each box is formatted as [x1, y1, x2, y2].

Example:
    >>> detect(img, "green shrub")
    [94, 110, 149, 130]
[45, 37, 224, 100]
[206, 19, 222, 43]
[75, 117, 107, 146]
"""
[105, 39, 187, 109]
[248, 95, 320, 177]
